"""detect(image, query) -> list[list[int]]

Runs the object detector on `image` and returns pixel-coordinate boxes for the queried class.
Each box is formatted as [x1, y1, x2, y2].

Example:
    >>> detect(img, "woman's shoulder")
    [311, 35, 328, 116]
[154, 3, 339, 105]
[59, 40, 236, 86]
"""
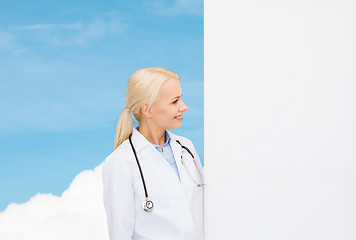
[102, 139, 135, 183]
[103, 139, 133, 168]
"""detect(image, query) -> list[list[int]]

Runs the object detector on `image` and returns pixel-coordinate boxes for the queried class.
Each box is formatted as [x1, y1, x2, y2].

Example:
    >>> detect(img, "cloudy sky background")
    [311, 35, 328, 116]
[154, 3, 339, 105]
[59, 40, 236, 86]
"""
[0, 0, 203, 231]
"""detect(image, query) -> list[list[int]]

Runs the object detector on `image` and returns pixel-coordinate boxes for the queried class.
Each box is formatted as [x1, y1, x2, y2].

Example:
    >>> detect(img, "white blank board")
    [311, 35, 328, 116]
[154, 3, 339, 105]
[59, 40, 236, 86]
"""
[205, 1, 356, 239]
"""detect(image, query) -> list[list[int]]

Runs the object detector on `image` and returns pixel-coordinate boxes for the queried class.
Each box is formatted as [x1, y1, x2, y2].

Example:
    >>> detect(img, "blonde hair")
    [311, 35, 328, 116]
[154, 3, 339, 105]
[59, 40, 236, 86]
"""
[113, 67, 179, 150]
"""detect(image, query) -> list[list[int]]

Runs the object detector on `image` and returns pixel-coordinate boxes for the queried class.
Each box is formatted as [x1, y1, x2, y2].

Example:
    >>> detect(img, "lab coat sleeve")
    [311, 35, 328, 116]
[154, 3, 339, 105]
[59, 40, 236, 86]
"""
[103, 154, 135, 240]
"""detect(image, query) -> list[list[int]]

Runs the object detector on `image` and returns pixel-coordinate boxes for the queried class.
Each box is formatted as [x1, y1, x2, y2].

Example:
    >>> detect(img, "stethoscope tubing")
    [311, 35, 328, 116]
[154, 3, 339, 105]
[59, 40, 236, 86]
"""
[176, 140, 194, 159]
[175, 140, 205, 187]
[128, 134, 203, 212]
[129, 135, 149, 199]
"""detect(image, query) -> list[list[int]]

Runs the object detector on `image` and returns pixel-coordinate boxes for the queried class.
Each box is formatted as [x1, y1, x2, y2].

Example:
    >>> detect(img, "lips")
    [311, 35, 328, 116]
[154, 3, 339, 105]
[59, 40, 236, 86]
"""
[175, 115, 183, 120]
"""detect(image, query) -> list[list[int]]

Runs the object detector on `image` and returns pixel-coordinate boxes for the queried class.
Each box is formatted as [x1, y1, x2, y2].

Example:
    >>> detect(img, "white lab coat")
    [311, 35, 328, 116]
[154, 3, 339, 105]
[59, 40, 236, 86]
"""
[103, 127, 204, 240]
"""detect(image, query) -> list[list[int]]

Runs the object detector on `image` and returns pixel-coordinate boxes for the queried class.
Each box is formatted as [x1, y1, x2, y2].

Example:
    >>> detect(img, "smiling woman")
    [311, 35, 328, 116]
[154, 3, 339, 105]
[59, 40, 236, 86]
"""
[102, 67, 204, 240]
[113, 67, 188, 150]
[139, 76, 188, 140]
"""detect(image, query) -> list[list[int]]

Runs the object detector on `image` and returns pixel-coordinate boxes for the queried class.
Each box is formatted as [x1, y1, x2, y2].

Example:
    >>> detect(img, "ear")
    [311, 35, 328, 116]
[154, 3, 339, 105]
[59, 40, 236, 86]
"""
[141, 104, 152, 118]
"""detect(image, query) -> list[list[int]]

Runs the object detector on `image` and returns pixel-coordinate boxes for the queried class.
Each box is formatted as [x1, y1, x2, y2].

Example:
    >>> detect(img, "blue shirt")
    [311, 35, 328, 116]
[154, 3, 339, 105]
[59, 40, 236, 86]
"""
[136, 127, 181, 181]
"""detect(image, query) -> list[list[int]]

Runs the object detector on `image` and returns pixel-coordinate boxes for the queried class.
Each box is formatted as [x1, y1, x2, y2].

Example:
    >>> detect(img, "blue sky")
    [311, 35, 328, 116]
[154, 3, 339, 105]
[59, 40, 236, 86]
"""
[0, 0, 203, 211]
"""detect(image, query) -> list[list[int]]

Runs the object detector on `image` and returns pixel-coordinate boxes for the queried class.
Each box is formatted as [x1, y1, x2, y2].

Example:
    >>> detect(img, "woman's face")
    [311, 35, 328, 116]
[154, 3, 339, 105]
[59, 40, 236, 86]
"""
[149, 78, 188, 131]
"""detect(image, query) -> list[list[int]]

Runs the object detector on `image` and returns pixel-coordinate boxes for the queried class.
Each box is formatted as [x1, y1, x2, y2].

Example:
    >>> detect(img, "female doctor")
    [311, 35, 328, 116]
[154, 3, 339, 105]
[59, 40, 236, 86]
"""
[102, 67, 204, 240]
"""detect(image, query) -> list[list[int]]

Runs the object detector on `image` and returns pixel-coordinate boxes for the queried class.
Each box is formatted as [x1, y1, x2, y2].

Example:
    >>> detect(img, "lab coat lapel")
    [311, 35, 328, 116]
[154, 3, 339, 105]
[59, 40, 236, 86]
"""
[168, 132, 198, 235]
[130, 127, 151, 153]
[168, 132, 185, 183]
[132, 128, 186, 186]
[131, 128, 184, 184]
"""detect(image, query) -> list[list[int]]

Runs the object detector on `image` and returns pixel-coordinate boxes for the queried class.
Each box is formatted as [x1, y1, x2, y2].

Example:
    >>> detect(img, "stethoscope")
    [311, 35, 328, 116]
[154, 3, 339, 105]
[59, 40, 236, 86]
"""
[128, 134, 204, 212]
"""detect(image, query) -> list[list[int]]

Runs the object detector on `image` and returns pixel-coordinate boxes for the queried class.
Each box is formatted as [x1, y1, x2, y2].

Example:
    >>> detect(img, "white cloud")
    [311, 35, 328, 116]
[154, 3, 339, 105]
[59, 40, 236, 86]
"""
[0, 164, 109, 240]
[0, 29, 15, 51]
[0, 28, 26, 55]
[21, 23, 82, 30]
[148, 0, 203, 16]
[21, 18, 126, 47]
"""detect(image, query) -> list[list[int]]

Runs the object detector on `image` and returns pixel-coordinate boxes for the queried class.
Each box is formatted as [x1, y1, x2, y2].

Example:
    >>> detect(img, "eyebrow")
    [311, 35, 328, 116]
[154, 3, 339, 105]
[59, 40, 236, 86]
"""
[171, 93, 183, 100]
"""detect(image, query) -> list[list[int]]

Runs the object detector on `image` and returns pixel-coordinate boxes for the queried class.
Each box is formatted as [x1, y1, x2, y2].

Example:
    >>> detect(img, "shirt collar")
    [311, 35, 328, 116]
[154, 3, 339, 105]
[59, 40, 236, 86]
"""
[158, 130, 171, 147]
[134, 126, 171, 148]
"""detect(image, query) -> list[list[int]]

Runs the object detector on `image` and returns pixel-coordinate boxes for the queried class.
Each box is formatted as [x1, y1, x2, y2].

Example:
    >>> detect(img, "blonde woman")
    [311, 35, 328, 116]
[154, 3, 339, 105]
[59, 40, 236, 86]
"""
[103, 67, 204, 240]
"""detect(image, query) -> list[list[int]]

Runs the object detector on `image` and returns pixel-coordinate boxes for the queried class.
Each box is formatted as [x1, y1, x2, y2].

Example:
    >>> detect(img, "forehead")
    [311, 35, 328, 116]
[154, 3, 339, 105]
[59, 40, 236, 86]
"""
[158, 78, 182, 99]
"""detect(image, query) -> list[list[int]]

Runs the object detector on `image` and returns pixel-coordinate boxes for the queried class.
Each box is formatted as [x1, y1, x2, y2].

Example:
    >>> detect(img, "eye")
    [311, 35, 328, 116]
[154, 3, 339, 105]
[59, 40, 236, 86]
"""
[172, 99, 178, 104]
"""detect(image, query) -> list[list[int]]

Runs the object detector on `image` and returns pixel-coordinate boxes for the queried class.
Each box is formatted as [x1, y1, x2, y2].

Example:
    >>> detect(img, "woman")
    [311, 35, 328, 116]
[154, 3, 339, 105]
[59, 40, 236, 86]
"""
[103, 67, 204, 240]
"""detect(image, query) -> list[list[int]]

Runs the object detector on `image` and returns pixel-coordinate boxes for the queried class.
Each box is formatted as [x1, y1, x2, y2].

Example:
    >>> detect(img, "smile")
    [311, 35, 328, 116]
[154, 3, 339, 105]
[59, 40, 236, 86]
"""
[175, 115, 183, 120]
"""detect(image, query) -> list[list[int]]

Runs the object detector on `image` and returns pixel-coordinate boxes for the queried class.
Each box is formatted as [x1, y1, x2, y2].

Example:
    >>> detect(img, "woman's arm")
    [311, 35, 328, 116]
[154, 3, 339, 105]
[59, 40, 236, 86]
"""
[103, 155, 135, 240]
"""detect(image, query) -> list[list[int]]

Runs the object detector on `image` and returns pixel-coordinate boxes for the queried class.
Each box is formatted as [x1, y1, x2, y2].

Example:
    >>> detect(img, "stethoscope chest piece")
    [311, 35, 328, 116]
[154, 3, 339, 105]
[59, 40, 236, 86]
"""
[142, 198, 154, 212]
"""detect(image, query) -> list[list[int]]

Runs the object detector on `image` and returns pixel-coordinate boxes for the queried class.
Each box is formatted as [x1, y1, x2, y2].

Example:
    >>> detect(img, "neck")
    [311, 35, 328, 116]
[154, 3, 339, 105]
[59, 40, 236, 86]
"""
[138, 122, 166, 146]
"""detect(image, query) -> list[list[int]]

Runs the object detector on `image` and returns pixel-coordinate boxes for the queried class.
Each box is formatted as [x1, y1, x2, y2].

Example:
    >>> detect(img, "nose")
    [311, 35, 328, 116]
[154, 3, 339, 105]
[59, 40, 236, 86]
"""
[179, 100, 188, 112]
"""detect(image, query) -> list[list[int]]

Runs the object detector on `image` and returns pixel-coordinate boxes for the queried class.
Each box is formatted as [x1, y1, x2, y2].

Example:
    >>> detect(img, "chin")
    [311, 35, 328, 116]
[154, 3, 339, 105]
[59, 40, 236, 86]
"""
[167, 122, 182, 130]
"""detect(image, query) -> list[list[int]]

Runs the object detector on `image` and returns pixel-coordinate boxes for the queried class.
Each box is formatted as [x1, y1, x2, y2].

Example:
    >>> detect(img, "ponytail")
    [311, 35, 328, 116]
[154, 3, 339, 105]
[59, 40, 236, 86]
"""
[113, 107, 134, 151]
